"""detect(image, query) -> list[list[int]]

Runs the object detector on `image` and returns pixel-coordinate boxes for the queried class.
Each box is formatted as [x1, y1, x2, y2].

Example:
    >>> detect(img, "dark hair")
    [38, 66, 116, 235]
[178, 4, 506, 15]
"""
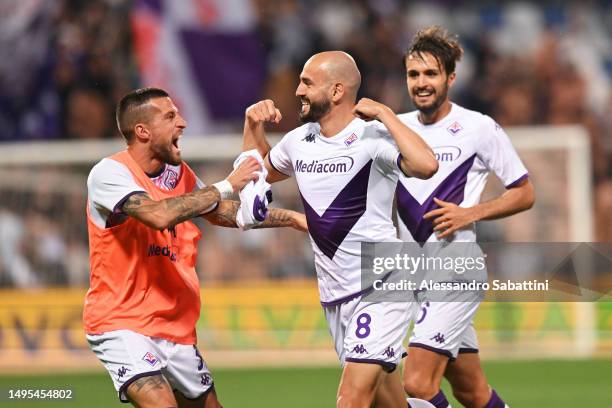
[116, 87, 169, 141]
[404, 26, 463, 76]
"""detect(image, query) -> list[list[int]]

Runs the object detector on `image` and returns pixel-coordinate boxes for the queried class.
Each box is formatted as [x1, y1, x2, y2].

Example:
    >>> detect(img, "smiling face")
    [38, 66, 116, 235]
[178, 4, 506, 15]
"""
[405, 52, 455, 117]
[295, 61, 333, 123]
[145, 97, 186, 165]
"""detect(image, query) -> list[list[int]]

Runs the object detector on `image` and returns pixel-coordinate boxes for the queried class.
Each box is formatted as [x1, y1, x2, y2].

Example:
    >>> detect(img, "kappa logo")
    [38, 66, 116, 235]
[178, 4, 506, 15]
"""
[430, 333, 445, 344]
[447, 121, 463, 135]
[201, 373, 211, 385]
[352, 344, 368, 354]
[382, 346, 395, 358]
[117, 366, 130, 379]
[302, 133, 316, 143]
[344, 133, 358, 147]
[142, 352, 159, 367]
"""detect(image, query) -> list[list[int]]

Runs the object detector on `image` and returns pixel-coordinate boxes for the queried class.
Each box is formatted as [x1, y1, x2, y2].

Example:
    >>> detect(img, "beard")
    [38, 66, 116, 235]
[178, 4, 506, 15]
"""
[412, 85, 448, 116]
[152, 139, 181, 166]
[299, 97, 331, 123]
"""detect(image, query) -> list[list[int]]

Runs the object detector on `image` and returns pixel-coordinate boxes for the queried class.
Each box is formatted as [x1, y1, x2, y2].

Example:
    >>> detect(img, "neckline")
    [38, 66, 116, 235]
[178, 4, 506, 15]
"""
[415, 103, 457, 128]
[123, 151, 183, 194]
[318, 118, 362, 141]
[146, 164, 166, 179]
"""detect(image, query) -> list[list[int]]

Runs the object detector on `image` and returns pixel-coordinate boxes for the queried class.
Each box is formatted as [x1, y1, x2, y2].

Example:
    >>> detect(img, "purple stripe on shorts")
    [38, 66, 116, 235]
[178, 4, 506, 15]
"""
[409, 342, 453, 359]
[458, 347, 479, 354]
[118, 370, 163, 403]
[345, 357, 397, 373]
[505, 173, 528, 189]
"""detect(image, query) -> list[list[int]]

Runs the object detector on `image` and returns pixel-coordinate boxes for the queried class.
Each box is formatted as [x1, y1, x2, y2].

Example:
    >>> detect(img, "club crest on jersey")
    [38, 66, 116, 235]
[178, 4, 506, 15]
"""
[142, 352, 159, 366]
[302, 133, 316, 143]
[161, 168, 179, 189]
[344, 133, 358, 147]
[446, 121, 463, 135]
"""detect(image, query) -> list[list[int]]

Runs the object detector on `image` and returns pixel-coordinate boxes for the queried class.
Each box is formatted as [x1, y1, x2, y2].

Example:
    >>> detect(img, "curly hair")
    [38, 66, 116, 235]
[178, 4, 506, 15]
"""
[404, 26, 464, 75]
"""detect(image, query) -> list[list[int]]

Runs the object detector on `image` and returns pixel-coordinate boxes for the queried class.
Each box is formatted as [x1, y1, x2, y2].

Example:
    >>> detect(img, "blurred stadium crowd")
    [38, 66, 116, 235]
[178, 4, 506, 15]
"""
[0, 0, 611, 287]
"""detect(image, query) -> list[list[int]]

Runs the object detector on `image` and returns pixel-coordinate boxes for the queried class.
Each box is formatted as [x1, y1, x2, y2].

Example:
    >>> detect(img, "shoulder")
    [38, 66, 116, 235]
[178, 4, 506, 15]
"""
[454, 104, 496, 131]
[282, 122, 319, 143]
[87, 158, 130, 184]
[396, 111, 419, 126]
[360, 120, 396, 146]
[89, 157, 130, 178]
[449, 105, 502, 146]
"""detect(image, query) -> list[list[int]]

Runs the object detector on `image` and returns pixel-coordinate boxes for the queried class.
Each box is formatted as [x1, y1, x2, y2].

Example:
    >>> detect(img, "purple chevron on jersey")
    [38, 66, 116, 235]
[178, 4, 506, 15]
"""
[396, 154, 476, 243]
[301, 160, 373, 259]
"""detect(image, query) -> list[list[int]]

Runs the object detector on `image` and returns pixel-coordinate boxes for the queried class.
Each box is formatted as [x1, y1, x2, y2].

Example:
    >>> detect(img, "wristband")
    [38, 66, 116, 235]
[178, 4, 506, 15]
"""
[212, 179, 234, 199]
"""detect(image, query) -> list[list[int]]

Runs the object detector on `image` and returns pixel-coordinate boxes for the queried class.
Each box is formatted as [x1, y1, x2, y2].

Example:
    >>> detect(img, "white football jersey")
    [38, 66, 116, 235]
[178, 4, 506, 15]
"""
[270, 118, 402, 304]
[396, 103, 528, 243]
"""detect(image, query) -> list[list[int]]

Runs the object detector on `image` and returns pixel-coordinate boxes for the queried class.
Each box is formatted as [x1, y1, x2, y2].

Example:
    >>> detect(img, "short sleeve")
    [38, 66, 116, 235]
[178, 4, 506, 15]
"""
[363, 124, 401, 175]
[268, 133, 294, 176]
[479, 117, 529, 188]
[87, 158, 146, 227]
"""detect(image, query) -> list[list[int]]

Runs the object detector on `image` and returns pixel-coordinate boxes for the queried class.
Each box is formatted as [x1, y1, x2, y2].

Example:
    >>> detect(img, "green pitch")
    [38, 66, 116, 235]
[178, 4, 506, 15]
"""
[1, 360, 610, 407]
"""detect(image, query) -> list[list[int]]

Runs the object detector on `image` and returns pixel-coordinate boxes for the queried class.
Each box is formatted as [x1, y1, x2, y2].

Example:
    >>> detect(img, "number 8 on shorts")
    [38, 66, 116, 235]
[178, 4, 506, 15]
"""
[355, 313, 371, 338]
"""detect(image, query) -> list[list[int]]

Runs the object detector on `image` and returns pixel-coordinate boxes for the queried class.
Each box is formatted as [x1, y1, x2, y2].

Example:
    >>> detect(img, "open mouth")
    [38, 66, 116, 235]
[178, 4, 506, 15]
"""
[171, 135, 181, 152]
[301, 99, 310, 113]
[415, 89, 434, 98]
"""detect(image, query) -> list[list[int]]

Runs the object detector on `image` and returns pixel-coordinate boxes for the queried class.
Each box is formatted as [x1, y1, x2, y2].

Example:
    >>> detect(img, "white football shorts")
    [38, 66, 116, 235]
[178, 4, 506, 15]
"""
[409, 300, 480, 360]
[324, 296, 412, 372]
[86, 329, 214, 402]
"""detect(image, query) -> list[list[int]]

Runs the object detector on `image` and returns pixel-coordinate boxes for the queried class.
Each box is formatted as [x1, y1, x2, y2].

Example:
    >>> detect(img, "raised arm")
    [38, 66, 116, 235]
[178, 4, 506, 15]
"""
[122, 157, 261, 230]
[243, 99, 290, 183]
[353, 98, 438, 179]
[243, 99, 281, 156]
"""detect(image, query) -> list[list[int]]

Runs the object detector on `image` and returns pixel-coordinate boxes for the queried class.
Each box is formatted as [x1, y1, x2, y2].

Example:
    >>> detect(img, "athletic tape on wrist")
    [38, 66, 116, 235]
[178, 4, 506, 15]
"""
[212, 179, 233, 199]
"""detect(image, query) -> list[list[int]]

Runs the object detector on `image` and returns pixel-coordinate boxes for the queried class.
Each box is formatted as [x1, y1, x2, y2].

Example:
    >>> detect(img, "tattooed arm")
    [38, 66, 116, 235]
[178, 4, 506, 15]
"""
[121, 157, 262, 230]
[203, 200, 308, 232]
[122, 187, 223, 230]
[201, 200, 238, 227]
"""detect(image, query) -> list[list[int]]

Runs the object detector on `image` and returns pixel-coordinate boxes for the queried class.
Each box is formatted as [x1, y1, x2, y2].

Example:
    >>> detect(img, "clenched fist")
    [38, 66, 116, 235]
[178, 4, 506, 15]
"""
[353, 98, 393, 122]
[246, 99, 283, 125]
